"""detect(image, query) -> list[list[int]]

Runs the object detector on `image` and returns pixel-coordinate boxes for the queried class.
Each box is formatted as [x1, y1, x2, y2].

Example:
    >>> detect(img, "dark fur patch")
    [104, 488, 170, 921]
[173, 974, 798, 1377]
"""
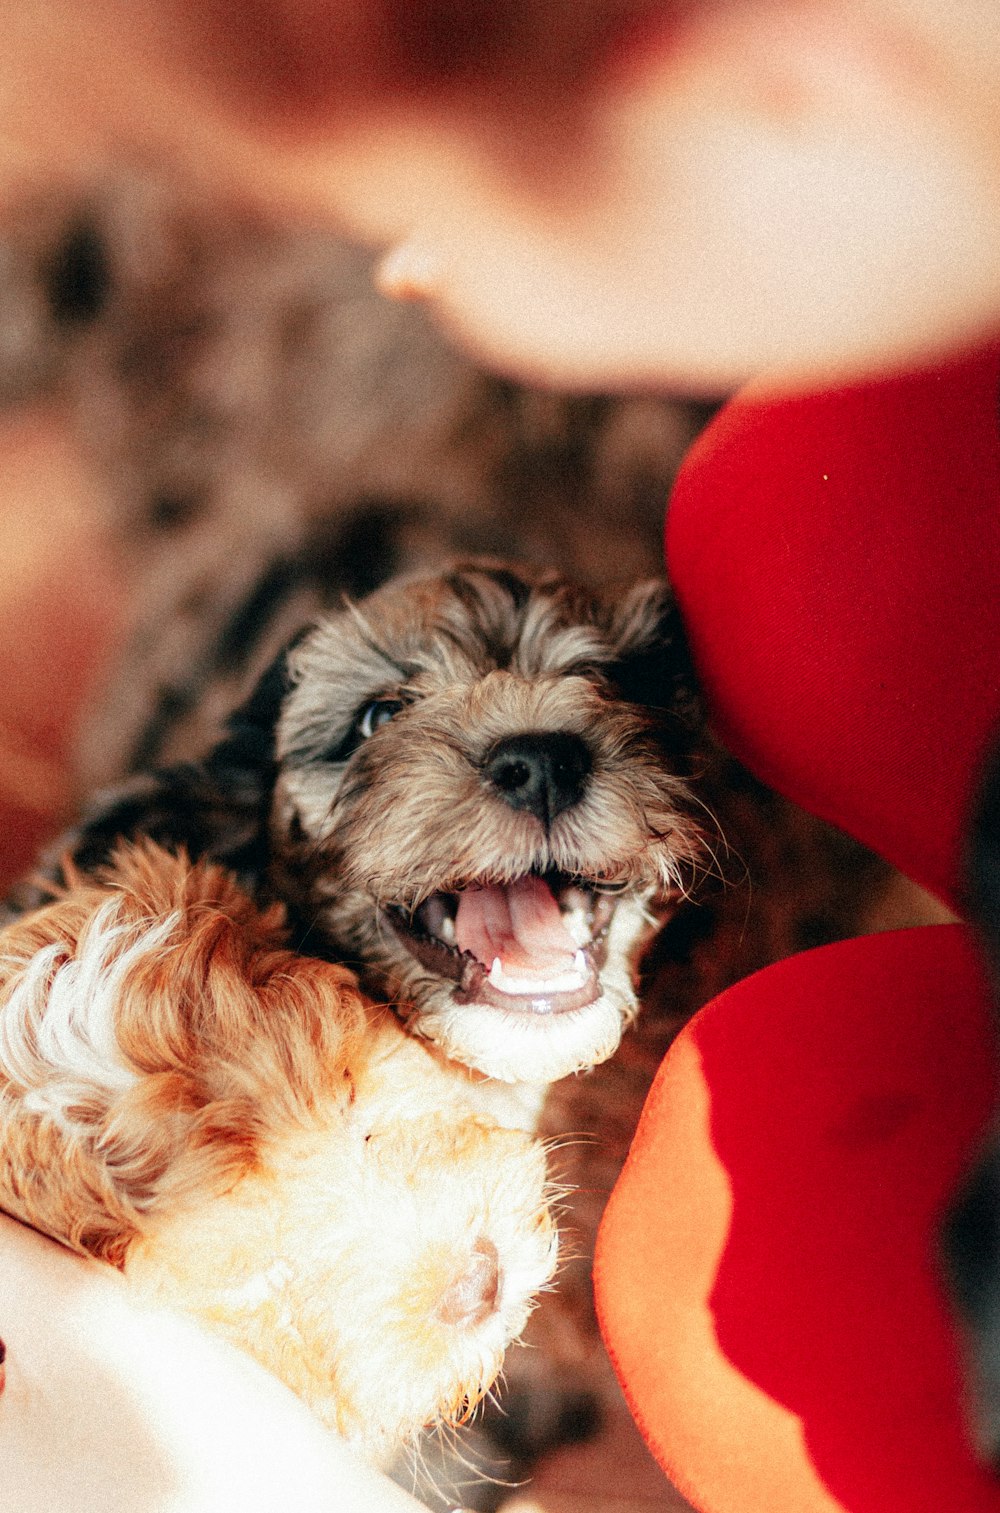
[941, 727, 1000, 1463]
[22, 645, 300, 908]
[215, 560, 307, 675]
[968, 730, 1000, 988]
[44, 218, 111, 326]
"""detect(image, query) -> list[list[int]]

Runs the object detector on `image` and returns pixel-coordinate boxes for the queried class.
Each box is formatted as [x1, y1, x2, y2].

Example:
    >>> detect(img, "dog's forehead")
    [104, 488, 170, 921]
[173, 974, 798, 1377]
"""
[301, 566, 612, 689]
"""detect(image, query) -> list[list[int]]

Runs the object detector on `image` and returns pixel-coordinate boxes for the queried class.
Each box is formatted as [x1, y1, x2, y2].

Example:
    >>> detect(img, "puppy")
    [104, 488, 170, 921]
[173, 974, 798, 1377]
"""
[42, 561, 705, 1095]
[0, 841, 558, 1461]
[272, 563, 704, 1091]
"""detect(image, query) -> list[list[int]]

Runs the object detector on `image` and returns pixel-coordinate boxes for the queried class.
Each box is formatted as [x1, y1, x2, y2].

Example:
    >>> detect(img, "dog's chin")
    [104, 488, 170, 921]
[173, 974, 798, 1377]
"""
[383, 886, 652, 1084]
[403, 980, 636, 1084]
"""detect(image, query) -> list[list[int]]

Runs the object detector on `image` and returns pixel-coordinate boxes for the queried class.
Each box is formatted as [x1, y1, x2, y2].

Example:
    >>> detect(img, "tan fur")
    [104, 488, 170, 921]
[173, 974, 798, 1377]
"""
[0, 842, 558, 1460]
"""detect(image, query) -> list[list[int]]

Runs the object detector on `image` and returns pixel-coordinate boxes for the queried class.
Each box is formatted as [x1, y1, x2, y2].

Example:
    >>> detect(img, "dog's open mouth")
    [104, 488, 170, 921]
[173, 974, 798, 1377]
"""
[386, 874, 618, 1016]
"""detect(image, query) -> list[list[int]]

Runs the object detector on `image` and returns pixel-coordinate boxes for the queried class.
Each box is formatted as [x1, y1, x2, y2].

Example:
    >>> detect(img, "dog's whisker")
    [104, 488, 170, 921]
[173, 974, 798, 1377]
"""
[542, 1127, 601, 1151]
[684, 788, 748, 889]
[436, 1417, 508, 1481]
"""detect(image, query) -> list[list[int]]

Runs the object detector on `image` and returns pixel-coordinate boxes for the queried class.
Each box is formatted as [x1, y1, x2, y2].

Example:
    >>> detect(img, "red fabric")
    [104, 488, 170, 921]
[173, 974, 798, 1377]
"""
[665, 350, 1000, 908]
[596, 927, 999, 1513]
[595, 348, 1000, 1512]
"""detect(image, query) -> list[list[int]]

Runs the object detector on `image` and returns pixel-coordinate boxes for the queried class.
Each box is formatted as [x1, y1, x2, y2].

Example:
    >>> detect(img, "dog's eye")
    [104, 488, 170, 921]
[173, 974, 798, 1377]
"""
[357, 700, 405, 739]
[317, 699, 406, 763]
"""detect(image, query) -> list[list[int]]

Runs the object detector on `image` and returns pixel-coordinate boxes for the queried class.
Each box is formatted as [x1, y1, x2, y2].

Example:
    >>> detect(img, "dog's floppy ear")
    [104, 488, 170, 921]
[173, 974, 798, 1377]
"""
[604, 580, 703, 736]
[9, 640, 304, 915]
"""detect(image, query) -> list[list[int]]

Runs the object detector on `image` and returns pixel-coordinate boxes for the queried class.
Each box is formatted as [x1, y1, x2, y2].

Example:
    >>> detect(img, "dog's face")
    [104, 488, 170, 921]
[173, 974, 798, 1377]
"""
[270, 562, 704, 1084]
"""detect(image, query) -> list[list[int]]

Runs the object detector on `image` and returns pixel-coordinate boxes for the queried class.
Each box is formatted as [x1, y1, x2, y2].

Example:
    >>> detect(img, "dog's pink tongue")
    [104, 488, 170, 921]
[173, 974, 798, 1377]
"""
[455, 876, 577, 974]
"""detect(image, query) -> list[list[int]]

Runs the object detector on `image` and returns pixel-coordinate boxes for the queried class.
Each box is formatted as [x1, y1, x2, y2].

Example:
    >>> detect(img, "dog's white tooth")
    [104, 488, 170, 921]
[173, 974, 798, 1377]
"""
[487, 951, 590, 997]
[419, 895, 457, 945]
[565, 906, 592, 947]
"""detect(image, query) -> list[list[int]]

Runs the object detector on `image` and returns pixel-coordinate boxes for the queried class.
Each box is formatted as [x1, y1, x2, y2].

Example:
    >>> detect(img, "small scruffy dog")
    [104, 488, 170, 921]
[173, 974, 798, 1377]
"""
[0, 841, 558, 1461]
[43, 560, 705, 1095]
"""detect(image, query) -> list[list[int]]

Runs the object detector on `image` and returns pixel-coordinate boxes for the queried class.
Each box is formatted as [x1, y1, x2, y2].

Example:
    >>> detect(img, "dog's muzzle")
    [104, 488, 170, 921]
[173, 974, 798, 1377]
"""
[382, 722, 625, 1016]
[435, 1238, 501, 1329]
[386, 872, 618, 1016]
[482, 730, 591, 826]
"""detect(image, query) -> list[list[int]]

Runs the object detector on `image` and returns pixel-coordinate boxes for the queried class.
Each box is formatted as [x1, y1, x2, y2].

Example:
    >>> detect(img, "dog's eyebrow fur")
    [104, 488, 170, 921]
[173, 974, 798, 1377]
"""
[445, 565, 533, 614]
[341, 598, 421, 680]
[433, 565, 539, 671]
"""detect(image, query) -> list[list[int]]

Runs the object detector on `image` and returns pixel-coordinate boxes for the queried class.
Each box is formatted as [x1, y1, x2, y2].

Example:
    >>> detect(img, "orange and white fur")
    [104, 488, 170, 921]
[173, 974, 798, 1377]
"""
[0, 841, 558, 1462]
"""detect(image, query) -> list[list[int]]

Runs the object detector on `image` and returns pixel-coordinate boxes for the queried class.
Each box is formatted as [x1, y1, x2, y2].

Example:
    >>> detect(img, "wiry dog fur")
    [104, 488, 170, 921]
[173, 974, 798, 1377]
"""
[42, 560, 705, 1095]
[0, 841, 558, 1461]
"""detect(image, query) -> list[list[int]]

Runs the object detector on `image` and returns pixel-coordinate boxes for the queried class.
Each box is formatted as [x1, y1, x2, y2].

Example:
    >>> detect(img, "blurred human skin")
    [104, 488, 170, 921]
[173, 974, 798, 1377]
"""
[3, 1, 1000, 392]
[0, 1212, 431, 1513]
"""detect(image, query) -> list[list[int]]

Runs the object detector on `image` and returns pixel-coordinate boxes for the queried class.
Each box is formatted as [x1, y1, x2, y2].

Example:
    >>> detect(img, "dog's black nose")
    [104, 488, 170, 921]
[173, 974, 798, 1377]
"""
[484, 731, 591, 823]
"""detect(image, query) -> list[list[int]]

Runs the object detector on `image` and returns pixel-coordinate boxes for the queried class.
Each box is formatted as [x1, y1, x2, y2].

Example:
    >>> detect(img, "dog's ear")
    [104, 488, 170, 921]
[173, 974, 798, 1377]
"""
[603, 580, 703, 735]
[7, 640, 304, 916]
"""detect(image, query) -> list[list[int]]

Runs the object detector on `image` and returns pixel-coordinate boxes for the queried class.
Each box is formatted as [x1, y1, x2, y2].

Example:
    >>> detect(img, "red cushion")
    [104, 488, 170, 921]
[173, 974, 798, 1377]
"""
[596, 926, 999, 1513]
[665, 348, 1000, 908]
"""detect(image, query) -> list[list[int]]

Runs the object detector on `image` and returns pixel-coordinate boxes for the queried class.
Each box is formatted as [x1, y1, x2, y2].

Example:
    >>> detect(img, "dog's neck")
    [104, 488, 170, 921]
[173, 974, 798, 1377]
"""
[460, 1075, 552, 1133]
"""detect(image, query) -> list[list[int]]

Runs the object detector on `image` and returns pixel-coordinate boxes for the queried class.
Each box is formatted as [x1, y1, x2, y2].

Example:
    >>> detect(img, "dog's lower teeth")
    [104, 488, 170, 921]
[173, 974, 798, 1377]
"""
[419, 897, 457, 945]
[561, 904, 594, 949]
[487, 950, 589, 997]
